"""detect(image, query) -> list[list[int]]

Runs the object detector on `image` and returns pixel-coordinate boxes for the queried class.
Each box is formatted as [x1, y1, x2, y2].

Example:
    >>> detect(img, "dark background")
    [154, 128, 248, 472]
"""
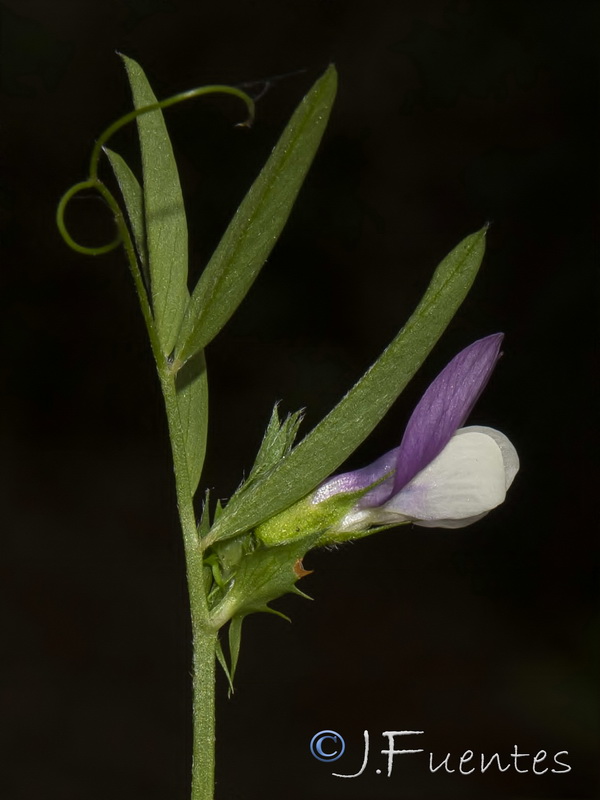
[0, 1, 597, 798]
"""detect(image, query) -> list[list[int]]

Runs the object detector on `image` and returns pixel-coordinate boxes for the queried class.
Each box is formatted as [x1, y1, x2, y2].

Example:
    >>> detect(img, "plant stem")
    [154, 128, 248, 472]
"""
[115, 205, 217, 799]
[157, 368, 217, 800]
[60, 171, 219, 797]
[190, 624, 218, 800]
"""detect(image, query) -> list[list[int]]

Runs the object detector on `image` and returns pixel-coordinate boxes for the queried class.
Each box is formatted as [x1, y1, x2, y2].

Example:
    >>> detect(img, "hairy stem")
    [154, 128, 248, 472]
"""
[190, 625, 218, 800]
[114, 196, 216, 799]
[158, 360, 216, 800]
[59, 160, 219, 797]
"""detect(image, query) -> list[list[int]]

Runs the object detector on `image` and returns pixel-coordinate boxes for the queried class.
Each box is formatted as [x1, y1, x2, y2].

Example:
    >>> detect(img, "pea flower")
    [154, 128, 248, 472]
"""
[314, 333, 519, 536]
[256, 333, 519, 546]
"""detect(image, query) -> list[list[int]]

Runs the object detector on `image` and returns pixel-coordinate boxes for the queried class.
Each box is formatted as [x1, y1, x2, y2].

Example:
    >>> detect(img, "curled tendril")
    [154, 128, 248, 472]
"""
[57, 84, 255, 256]
[56, 179, 123, 256]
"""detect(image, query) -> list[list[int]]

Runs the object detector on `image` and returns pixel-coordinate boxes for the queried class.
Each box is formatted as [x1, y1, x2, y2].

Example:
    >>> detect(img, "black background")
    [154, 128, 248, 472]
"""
[0, 1, 597, 798]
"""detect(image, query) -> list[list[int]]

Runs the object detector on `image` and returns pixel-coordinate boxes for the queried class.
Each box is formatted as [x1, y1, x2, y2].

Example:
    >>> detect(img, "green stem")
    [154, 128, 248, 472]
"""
[158, 367, 206, 573]
[190, 625, 218, 800]
[157, 335, 217, 800]
[59, 146, 220, 797]
[113, 180, 217, 800]
[104, 186, 217, 799]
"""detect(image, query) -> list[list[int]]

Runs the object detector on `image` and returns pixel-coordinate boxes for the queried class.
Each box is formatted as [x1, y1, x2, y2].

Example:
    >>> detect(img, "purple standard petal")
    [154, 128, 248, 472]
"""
[392, 333, 504, 493]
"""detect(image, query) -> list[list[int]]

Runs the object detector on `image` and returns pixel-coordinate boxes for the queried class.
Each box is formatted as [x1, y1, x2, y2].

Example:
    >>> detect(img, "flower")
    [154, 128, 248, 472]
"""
[313, 333, 519, 535]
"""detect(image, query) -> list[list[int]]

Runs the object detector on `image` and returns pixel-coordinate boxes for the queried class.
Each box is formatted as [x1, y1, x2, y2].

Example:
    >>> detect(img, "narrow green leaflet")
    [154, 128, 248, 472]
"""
[207, 227, 488, 543]
[227, 615, 244, 689]
[215, 639, 235, 695]
[122, 55, 189, 356]
[175, 350, 209, 497]
[103, 147, 149, 288]
[239, 404, 304, 492]
[174, 66, 338, 367]
[105, 145, 207, 498]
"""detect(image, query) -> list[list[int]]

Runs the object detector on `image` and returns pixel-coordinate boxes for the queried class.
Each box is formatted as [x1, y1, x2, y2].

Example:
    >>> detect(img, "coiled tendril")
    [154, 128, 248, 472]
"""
[56, 84, 255, 256]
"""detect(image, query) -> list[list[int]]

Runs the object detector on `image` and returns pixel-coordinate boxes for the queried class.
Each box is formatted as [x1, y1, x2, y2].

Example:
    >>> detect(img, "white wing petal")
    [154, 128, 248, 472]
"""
[383, 429, 514, 528]
[459, 425, 519, 489]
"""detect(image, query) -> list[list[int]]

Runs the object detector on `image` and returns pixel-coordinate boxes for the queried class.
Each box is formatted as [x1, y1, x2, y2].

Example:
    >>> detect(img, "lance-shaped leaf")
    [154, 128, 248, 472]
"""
[214, 615, 245, 696]
[105, 145, 207, 497]
[175, 350, 209, 497]
[207, 227, 488, 543]
[103, 147, 149, 289]
[174, 65, 337, 367]
[122, 55, 189, 356]
[239, 403, 304, 493]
